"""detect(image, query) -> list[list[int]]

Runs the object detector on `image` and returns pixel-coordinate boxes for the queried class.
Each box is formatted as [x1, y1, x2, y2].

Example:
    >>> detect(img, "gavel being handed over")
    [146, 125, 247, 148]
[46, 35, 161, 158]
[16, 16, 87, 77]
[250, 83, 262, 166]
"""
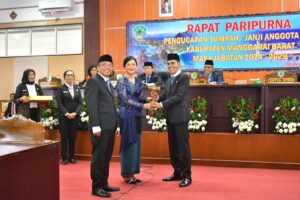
[147, 86, 161, 116]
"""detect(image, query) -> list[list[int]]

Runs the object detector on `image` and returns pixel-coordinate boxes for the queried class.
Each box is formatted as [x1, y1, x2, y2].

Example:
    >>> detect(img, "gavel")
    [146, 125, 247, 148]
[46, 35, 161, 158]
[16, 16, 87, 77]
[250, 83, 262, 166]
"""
[147, 86, 160, 116]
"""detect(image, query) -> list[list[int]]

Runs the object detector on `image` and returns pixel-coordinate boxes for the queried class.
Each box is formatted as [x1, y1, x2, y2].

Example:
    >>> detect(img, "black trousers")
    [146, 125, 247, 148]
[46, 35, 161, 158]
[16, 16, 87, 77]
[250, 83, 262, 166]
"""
[90, 130, 116, 189]
[59, 116, 79, 160]
[167, 122, 191, 179]
[29, 108, 39, 122]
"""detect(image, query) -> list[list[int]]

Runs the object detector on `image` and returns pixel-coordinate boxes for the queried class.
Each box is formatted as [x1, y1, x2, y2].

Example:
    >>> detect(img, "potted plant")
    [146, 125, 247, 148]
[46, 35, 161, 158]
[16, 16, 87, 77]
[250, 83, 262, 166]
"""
[188, 96, 207, 133]
[79, 98, 89, 130]
[146, 96, 208, 133]
[146, 109, 167, 132]
[272, 96, 300, 134]
[227, 96, 262, 134]
[40, 100, 59, 130]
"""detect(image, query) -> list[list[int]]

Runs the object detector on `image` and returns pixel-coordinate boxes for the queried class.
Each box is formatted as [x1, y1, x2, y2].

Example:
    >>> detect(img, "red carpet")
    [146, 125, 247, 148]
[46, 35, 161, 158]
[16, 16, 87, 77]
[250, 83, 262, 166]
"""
[60, 161, 300, 200]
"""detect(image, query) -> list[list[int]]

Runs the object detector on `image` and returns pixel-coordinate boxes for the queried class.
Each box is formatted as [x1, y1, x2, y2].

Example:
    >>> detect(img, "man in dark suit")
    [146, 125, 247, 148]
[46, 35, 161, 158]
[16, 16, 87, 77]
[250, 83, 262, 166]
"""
[85, 54, 120, 198]
[203, 59, 224, 84]
[138, 61, 163, 86]
[152, 53, 192, 187]
[4, 93, 16, 118]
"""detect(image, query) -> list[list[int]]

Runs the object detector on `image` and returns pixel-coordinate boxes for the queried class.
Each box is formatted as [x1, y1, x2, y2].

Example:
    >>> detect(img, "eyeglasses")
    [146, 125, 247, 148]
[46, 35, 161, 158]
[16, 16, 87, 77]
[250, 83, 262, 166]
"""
[204, 65, 212, 68]
[65, 74, 74, 77]
[99, 63, 113, 68]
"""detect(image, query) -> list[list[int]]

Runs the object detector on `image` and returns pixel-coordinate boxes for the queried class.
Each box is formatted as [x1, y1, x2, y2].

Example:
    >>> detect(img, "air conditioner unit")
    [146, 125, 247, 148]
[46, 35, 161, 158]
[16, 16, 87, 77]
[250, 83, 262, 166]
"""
[38, 0, 72, 13]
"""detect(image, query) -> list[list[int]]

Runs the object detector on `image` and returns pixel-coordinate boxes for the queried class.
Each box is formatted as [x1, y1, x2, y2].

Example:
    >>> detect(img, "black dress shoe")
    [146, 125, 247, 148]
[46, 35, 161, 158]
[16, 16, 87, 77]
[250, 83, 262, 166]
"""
[103, 185, 120, 192]
[92, 188, 111, 198]
[62, 159, 69, 165]
[125, 177, 137, 184]
[179, 178, 192, 187]
[133, 178, 142, 183]
[69, 159, 77, 164]
[162, 174, 182, 182]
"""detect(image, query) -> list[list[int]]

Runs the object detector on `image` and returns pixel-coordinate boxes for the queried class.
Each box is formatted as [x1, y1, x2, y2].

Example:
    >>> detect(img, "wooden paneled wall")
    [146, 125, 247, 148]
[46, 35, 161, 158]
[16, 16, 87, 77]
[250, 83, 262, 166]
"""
[99, 0, 300, 75]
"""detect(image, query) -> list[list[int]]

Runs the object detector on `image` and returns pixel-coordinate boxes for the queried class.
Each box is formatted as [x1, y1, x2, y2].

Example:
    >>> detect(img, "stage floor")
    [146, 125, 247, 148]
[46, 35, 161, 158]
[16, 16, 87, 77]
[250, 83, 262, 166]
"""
[60, 161, 300, 200]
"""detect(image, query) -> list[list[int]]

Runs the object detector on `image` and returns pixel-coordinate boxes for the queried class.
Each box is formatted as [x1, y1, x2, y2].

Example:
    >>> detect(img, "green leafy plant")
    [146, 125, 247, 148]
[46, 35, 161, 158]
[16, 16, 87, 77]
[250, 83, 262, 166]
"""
[146, 109, 166, 132]
[40, 100, 59, 130]
[272, 96, 300, 134]
[227, 96, 262, 134]
[79, 98, 89, 130]
[188, 96, 207, 133]
[146, 96, 208, 133]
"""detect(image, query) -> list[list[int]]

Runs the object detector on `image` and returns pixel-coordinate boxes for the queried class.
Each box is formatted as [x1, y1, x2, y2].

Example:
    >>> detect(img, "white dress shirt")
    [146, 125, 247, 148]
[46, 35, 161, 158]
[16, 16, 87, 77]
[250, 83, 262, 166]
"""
[26, 84, 38, 108]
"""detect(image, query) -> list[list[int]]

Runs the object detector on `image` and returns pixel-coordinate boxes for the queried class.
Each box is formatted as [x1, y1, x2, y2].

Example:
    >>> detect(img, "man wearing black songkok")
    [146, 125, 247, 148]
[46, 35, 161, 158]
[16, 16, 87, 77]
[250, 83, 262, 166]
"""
[138, 61, 162, 85]
[152, 53, 192, 187]
[203, 60, 224, 84]
[85, 54, 120, 198]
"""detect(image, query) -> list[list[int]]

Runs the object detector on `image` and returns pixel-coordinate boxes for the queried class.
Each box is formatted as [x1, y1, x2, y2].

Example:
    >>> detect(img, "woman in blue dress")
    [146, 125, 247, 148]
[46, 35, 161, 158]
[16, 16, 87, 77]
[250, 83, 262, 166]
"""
[116, 56, 153, 184]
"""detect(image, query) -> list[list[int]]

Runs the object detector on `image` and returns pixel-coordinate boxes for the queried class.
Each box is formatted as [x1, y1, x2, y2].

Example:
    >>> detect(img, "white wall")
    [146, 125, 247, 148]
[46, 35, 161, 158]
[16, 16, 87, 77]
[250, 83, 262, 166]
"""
[0, 0, 85, 99]
[0, 58, 14, 100]
[0, 0, 84, 23]
[13, 57, 48, 89]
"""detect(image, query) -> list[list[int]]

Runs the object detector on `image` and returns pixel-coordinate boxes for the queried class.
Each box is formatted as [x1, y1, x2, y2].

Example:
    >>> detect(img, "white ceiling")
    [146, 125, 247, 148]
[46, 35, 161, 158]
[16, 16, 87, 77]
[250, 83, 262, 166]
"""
[0, 0, 39, 9]
[0, 0, 84, 10]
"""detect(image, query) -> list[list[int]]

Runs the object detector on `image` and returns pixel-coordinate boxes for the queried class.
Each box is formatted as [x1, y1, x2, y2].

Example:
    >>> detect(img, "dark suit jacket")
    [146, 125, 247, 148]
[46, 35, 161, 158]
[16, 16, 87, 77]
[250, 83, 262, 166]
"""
[85, 73, 118, 132]
[208, 71, 224, 84]
[158, 72, 190, 124]
[56, 84, 82, 117]
[138, 72, 163, 85]
[14, 83, 43, 119]
[4, 101, 15, 118]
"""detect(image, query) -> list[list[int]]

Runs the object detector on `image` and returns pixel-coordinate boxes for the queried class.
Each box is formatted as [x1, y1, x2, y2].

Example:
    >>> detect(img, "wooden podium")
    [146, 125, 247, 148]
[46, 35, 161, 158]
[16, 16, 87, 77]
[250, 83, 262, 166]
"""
[0, 142, 59, 200]
[0, 116, 59, 200]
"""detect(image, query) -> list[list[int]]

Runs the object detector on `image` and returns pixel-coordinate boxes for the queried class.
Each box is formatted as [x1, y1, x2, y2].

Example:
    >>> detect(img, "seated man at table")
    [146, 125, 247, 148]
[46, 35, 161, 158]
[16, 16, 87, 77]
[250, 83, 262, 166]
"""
[138, 61, 162, 86]
[202, 60, 224, 84]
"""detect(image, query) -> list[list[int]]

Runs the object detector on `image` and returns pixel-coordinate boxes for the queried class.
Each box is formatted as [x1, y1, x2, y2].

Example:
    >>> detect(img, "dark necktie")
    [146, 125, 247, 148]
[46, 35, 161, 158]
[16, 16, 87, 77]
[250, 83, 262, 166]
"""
[170, 76, 175, 86]
[106, 80, 111, 93]
[146, 76, 150, 83]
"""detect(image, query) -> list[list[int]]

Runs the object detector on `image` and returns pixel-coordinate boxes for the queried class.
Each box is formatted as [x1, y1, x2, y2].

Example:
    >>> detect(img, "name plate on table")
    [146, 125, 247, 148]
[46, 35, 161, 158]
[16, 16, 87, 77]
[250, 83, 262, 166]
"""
[188, 72, 208, 85]
[29, 96, 53, 102]
[266, 70, 297, 84]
